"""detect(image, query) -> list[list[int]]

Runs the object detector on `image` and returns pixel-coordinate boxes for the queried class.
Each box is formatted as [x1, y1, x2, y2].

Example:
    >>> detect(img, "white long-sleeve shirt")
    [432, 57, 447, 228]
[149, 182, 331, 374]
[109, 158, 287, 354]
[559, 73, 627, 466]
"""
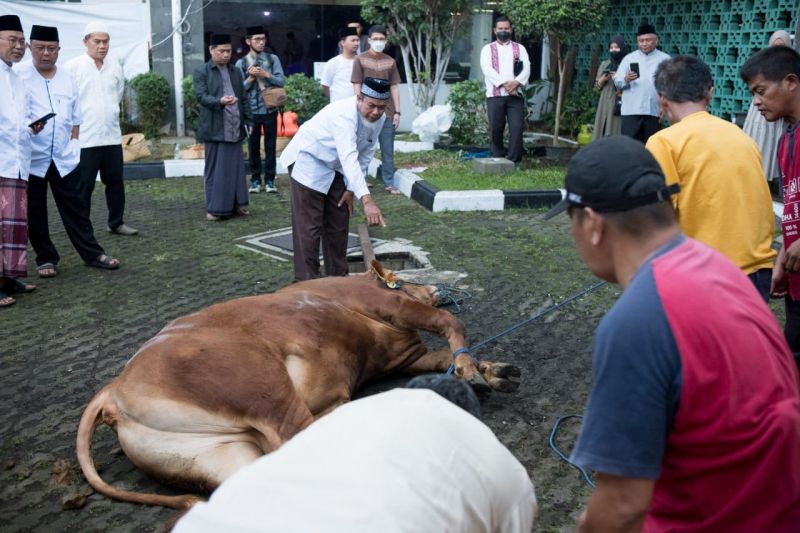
[279, 96, 383, 199]
[613, 48, 670, 117]
[480, 40, 530, 98]
[63, 53, 124, 148]
[18, 65, 82, 178]
[174, 389, 538, 533]
[0, 61, 32, 181]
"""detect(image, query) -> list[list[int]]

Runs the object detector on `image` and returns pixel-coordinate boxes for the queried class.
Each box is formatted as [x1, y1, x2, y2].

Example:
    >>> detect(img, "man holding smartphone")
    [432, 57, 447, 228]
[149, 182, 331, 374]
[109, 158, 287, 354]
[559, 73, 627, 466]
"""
[613, 22, 670, 143]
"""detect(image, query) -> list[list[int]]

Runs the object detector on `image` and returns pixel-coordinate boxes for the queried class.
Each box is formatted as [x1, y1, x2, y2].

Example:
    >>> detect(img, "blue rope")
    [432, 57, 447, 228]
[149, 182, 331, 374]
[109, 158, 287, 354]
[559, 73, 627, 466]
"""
[549, 415, 595, 488]
[446, 281, 608, 374]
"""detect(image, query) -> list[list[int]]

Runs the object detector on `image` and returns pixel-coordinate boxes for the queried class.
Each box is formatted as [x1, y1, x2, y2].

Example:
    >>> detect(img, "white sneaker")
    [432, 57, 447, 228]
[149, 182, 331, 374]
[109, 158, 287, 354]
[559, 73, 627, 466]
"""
[265, 182, 277, 193]
[249, 183, 260, 194]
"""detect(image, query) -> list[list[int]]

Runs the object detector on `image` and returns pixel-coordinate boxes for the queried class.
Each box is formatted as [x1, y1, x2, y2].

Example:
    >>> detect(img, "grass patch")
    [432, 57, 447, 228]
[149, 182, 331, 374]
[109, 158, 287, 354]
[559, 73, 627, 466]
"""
[392, 149, 566, 190]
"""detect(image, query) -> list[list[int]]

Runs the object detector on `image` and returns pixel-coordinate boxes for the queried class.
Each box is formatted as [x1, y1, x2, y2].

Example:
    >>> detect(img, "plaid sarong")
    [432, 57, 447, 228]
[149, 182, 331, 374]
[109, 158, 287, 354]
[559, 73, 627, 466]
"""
[0, 177, 28, 278]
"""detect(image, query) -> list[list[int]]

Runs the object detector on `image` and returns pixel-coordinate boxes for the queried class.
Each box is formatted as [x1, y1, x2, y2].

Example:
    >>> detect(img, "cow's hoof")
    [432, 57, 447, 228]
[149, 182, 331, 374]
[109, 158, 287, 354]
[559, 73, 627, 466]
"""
[462, 370, 492, 395]
[478, 362, 521, 393]
[488, 377, 520, 393]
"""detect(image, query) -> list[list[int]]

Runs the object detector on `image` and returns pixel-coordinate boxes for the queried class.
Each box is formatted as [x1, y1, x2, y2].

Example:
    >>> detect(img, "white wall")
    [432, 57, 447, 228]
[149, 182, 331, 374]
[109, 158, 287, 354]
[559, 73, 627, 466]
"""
[0, 0, 151, 79]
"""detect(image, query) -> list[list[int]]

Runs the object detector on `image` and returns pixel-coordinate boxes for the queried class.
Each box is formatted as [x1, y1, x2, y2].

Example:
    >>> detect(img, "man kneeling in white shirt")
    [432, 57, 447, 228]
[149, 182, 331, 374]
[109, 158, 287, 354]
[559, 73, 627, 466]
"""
[174, 375, 538, 533]
[280, 76, 388, 281]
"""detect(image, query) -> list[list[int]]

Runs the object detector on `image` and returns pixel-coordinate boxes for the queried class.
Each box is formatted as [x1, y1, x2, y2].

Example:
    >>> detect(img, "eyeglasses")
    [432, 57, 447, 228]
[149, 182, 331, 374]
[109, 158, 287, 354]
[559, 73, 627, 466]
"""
[0, 36, 25, 47]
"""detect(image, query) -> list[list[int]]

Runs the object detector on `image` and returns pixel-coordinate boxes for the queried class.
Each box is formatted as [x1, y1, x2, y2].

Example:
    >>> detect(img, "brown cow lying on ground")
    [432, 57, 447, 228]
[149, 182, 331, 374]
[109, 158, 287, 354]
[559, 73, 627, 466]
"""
[77, 261, 520, 509]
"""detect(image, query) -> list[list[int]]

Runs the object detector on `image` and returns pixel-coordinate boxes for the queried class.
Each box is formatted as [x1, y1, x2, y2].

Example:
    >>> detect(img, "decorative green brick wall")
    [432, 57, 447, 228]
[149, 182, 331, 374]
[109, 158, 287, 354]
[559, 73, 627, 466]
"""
[575, 0, 797, 118]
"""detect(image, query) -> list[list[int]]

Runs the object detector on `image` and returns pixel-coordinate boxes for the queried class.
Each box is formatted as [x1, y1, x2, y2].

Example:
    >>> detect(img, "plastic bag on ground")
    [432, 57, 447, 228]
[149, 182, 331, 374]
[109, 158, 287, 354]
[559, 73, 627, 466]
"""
[411, 105, 453, 143]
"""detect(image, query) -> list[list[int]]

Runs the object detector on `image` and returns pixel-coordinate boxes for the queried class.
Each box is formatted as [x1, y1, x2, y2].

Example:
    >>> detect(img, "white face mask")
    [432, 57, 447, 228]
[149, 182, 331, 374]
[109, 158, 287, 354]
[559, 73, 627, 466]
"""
[370, 39, 386, 53]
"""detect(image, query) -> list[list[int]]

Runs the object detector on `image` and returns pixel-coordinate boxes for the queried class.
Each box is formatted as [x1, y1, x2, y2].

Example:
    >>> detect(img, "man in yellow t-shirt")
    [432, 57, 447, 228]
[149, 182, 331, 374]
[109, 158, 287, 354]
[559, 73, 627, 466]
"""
[646, 56, 776, 301]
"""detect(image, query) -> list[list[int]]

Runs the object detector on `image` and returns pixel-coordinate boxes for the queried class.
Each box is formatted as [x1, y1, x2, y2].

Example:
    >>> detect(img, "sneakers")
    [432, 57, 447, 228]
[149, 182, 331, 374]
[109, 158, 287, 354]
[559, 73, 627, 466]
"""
[108, 224, 139, 236]
[265, 181, 277, 193]
[249, 182, 260, 194]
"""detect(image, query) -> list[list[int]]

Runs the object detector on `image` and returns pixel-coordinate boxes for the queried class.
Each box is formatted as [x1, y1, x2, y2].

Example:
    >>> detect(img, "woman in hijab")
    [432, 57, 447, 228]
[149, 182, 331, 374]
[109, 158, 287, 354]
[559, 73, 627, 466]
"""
[592, 34, 629, 140]
[742, 30, 792, 188]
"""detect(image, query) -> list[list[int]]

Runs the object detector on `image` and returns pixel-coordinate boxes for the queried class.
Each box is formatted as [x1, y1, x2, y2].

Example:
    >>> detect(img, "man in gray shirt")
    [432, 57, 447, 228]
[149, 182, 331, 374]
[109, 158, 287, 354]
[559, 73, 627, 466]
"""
[614, 22, 670, 143]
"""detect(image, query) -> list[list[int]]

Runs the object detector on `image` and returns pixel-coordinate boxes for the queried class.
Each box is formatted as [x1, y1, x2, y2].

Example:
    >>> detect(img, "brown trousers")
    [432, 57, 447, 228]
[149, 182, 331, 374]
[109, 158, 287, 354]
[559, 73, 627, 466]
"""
[290, 171, 350, 281]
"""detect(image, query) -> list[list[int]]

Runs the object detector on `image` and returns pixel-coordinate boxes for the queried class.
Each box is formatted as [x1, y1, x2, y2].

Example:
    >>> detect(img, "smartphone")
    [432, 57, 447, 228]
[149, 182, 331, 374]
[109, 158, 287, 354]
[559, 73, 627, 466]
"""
[28, 112, 56, 128]
[630, 62, 640, 76]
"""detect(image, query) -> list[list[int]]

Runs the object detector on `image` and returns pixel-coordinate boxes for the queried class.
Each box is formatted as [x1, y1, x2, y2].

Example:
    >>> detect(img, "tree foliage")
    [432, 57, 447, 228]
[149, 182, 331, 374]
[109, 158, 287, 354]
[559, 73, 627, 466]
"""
[361, 0, 472, 114]
[502, 0, 609, 144]
[446, 80, 488, 146]
[130, 72, 171, 139]
[182, 75, 199, 133]
[284, 74, 328, 125]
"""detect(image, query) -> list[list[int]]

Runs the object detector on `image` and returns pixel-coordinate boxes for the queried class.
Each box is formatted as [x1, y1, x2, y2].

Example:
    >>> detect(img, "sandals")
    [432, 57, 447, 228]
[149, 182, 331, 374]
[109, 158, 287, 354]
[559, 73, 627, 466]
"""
[3, 278, 36, 293]
[37, 263, 58, 278]
[86, 254, 121, 270]
[0, 290, 15, 308]
[236, 208, 250, 216]
[206, 213, 221, 221]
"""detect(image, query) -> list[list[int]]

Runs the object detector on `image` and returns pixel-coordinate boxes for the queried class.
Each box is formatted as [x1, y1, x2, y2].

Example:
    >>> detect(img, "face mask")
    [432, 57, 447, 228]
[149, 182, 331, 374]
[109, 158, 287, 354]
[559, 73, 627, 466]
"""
[370, 40, 386, 53]
[610, 50, 625, 63]
[496, 31, 511, 42]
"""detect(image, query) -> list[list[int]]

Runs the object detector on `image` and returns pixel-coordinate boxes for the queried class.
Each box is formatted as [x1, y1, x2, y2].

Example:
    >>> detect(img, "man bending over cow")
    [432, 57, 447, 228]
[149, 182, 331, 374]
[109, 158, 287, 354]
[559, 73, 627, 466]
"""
[544, 136, 800, 532]
[173, 375, 538, 532]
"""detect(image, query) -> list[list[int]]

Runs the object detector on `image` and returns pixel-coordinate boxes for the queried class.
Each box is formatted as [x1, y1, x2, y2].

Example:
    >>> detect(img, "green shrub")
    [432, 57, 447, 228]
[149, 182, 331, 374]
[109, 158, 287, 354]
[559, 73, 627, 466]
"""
[285, 74, 328, 124]
[446, 80, 488, 146]
[541, 86, 599, 139]
[130, 72, 171, 139]
[182, 75, 199, 133]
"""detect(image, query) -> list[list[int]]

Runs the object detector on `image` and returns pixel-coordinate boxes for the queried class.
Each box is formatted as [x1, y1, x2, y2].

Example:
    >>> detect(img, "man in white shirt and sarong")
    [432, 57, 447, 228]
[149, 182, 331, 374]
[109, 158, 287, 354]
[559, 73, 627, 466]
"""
[64, 21, 138, 236]
[0, 14, 38, 307]
[280, 77, 388, 281]
[20, 24, 119, 276]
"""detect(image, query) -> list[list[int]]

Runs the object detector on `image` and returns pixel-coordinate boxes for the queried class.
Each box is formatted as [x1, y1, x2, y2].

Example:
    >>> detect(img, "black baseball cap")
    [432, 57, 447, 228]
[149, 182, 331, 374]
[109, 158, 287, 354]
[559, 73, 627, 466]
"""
[542, 135, 679, 220]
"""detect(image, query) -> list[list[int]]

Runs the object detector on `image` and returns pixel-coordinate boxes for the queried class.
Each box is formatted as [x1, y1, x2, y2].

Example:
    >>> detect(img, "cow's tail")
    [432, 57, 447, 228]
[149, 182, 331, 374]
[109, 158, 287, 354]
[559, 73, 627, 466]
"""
[76, 386, 201, 509]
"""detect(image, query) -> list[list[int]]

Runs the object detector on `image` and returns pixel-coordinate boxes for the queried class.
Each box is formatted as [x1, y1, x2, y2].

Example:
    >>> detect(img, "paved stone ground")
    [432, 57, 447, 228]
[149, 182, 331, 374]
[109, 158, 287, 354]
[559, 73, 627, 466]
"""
[0, 174, 784, 532]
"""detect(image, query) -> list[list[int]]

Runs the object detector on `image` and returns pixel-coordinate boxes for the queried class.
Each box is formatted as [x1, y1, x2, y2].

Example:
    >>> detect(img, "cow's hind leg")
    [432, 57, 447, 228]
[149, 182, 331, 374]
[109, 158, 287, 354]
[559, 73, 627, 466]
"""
[478, 360, 521, 392]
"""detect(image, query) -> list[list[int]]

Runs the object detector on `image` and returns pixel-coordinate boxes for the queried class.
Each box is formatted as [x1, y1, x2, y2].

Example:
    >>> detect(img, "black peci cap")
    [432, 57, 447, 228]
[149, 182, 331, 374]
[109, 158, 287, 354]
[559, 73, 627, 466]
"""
[542, 136, 679, 220]
[637, 21, 656, 36]
[209, 33, 231, 46]
[245, 26, 265, 38]
[0, 14, 23, 32]
[361, 77, 391, 100]
[30, 25, 59, 42]
[339, 27, 358, 40]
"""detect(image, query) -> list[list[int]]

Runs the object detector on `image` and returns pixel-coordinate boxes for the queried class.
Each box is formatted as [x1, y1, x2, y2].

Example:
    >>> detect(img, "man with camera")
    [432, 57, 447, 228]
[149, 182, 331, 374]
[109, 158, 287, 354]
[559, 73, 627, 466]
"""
[613, 21, 670, 143]
[235, 25, 285, 194]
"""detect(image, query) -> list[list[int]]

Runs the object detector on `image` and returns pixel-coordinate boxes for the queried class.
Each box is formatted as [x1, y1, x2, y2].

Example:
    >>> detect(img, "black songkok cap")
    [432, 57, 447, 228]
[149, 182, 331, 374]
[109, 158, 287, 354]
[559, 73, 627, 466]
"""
[245, 26, 265, 38]
[637, 21, 656, 36]
[339, 27, 358, 40]
[361, 77, 391, 100]
[0, 15, 23, 32]
[543, 136, 679, 220]
[30, 25, 59, 42]
[210, 33, 231, 46]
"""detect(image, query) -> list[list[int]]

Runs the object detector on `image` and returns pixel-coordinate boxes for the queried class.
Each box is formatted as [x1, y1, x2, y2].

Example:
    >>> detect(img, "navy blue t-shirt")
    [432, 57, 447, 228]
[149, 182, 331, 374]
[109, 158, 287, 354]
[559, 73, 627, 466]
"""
[570, 236, 683, 479]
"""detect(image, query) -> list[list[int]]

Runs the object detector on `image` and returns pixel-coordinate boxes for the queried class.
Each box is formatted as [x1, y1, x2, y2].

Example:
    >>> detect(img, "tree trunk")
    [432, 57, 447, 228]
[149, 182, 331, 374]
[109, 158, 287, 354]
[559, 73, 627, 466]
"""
[553, 54, 565, 146]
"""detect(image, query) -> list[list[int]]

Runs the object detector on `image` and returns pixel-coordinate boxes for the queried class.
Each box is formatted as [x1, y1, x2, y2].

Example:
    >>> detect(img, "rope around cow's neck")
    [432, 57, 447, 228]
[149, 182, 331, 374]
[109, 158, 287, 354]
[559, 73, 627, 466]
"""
[446, 280, 608, 375]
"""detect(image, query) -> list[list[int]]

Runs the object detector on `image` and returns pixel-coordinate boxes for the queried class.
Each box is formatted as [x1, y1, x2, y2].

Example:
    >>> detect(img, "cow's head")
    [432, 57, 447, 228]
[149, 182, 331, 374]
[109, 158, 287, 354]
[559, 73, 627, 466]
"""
[368, 260, 440, 306]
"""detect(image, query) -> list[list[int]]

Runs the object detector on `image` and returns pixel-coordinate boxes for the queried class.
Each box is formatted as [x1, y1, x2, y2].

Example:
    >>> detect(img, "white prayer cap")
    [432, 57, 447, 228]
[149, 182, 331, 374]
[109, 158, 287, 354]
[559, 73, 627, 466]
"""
[83, 21, 110, 37]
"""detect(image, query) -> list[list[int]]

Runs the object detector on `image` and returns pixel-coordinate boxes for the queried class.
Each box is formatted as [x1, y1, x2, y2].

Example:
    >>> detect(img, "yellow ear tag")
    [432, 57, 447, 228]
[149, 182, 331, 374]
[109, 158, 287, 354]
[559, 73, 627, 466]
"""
[386, 280, 397, 289]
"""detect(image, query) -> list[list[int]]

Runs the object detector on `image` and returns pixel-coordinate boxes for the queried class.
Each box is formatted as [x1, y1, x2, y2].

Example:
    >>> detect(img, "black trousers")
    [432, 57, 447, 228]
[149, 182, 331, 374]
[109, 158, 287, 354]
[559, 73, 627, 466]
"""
[487, 96, 525, 163]
[28, 162, 105, 266]
[248, 113, 278, 184]
[289, 171, 349, 282]
[621, 115, 661, 144]
[78, 145, 126, 230]
[784, 297, 800, 368]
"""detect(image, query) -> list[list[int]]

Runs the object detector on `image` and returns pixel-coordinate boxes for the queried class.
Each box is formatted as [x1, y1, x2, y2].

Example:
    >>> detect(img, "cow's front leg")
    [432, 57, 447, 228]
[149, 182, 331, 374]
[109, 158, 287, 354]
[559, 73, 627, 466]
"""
[477, 360, 521, 392]
[402, 348, 492, 394]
